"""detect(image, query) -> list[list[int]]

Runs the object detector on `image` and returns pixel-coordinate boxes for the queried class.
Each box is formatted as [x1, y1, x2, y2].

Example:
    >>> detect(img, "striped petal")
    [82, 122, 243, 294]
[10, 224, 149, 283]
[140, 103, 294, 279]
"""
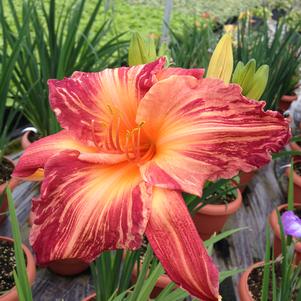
[156, 67, 204, 81]
[146, 188, 220, 301]
[49, 58, 166, 146]
[30, 150, 151, 264]
[137, 76, 290, 196]
[13, 130, 96, 179]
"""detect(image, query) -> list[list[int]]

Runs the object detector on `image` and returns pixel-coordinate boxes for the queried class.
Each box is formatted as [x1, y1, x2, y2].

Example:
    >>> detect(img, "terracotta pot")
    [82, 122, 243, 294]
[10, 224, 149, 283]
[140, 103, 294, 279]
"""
[193, 187, 242, 240]
[238, 261, 264, 301]
[269, 203, 301, 263]
[0, 236, 36, 301]
[290, 141, 301, 153]
[47, 259, 89, 276]
[0, 159, 18, 224]
[21, 131, 32, 150]
[285, 165, 301, 204]
[278, 92, 298, 112]
[82, 293, 96, 301]
[239, 170, 256, 193]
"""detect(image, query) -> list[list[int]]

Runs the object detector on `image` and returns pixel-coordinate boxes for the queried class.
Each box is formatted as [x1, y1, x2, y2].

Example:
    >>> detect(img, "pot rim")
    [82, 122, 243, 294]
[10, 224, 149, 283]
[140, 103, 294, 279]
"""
[82, 293, 96, 301]
[269, 203, 301, 239]
[290, 141, 301, 153]
[197, 187, 242, 216]
[238, 260, 264, 301]
[0, 236, 36, 300]
[281, 93, 298, 102]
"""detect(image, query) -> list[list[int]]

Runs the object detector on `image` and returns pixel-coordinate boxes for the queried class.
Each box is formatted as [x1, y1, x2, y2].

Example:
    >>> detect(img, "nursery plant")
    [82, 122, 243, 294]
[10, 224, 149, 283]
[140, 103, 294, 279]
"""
[4, 0, 128, 137]
[239, 222, 301, 300]
[0, 0, 29, 163]
[235, 13, 301, 110]
[89, 228, 245, 301]
[168, 18, 217, 69]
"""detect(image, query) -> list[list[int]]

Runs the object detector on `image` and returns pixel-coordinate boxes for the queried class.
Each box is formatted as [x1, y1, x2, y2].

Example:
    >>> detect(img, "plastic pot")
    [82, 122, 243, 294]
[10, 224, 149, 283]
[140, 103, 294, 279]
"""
[193, 187, 242, 240]
[278, 93, 298, 112]
[0, 236, 36, 301]
[238, 261, 264, 301]
[269, 203, 301, 263]
[82, 293, 96, 301]
[239, 170, 256, 193]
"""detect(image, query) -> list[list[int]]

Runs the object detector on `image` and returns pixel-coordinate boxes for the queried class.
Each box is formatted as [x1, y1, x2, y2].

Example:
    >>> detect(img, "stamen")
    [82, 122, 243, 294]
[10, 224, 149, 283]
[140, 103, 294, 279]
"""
[91, 120, 103, 150]
[139, 143, 155, 164]
[125, 130, 133, 161]
[115, 117, 122, 151]
[136, 127, 141, 161]
[108, 119, 117, 150]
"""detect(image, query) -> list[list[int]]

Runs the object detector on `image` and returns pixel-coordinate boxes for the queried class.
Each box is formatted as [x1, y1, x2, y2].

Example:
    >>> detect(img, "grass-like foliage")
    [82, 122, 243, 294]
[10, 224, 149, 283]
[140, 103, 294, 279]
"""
[6, 187, 33, 301]
[4, 0, 128, 137]
[235, 14, 301, 110]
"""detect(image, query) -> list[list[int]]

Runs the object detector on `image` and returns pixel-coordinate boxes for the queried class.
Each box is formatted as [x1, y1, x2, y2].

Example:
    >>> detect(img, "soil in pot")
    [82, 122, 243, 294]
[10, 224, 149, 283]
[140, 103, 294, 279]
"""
[247, 262, 299, 301]
[0, 158, 15, 224]
[0, 240, 26, 297]
[0, 158, 14, 185]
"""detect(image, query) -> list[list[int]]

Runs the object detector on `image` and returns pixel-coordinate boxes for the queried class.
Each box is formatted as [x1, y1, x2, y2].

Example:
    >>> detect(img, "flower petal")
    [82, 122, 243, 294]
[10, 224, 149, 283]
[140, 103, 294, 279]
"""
[13, 130, 96, 179]
[137, 76, 290, 196]
[30, 150, 152, 264]
[146, 188, 220, 301]
[281, 211, 301, 238]
[49, 58, 166, 145]
[156, 67, 204, 81]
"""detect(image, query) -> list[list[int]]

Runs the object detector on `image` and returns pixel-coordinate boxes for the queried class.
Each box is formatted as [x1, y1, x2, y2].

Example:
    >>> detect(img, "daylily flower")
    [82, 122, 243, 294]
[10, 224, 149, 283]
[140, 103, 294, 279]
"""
[13, 58, 289, 301]
[281, 211, 301, 238]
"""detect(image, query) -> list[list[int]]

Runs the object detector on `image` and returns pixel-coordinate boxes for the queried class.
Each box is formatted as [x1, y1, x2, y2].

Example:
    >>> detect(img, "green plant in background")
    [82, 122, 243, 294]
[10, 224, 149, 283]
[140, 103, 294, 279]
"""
[235, 14, 301, 110]
[169, 19, 217, 69]
[91, 229, 245, 301]
[6, 187, 33, 301]
[258, 221, 301, 301]
[0, 1, 30, 161]
[232, 59, 269, 100]
[4, 0, 127, 137]
[184, 178, 239, 214]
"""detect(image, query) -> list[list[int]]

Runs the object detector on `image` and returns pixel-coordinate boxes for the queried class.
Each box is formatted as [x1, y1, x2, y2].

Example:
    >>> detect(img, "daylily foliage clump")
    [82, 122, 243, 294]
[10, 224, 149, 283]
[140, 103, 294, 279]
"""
[14, 56, 289, 300]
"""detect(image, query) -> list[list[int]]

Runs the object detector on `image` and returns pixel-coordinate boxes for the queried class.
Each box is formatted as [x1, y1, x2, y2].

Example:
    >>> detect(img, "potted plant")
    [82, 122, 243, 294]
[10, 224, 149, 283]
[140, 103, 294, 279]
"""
[0, 236, 36, 301]
[269, 203, 301, 259]
[235, 14, 301, 111]
[187, 179, 242, 240]
[0, 188, 36, 301]
[86, 229, 244, 301]
[239, 224, 301, 301]
[0, 0, 30, 223]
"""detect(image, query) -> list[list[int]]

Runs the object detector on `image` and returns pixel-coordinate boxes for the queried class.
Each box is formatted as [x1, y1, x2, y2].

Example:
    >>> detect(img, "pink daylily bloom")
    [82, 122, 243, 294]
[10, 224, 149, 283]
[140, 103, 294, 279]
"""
[13, 58, 290, 301]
